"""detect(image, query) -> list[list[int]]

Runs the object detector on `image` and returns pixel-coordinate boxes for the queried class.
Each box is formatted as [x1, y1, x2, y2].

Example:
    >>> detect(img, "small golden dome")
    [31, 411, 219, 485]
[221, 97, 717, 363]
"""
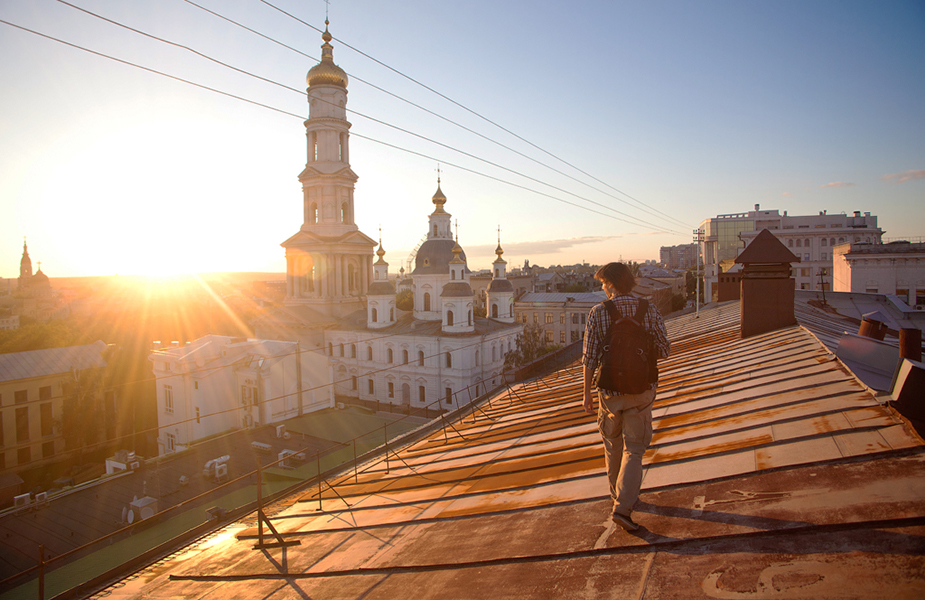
[307, 22, 347, 89]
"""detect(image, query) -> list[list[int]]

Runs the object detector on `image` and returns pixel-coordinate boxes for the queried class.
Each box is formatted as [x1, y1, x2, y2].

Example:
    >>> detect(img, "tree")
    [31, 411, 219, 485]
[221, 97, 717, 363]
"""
[670, 293, 687, 313]
[396, 289, 413, 311]
[504, 323, 557, 368]
[564, 283, 587, 293]
[59, 366, 105, 466]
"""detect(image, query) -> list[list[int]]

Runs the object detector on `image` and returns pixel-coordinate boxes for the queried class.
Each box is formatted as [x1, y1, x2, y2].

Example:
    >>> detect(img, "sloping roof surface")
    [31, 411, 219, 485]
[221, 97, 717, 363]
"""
[93, 301, 925, 599]
[0, 341, 108, 383]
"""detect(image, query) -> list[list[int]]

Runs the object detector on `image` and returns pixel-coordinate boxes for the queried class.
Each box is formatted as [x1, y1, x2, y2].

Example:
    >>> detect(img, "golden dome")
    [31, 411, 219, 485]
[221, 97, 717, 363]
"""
[306, 22, 348, 89]
[432, 182, 447, 214]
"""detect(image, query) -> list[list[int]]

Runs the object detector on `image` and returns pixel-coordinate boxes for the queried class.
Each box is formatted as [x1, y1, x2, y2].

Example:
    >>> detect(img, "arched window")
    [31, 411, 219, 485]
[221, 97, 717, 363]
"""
[328, 342, 333, 356]
[804, 239, 810, 247]
[821, 238, 827, 247]
[492, 346, 497, 362]
[375, 270, 379, 280]
[352, 376, 357, 390]
[796, 239, 802, 247]
[387, 348, 393, 363]
[350, 344, 356, 358]
[390, 308, 394, 321]
[830, 238, 836, 246]
[788, 239, 793, 247]
[491, 303, 498, 318]
[339, 343, 344, 357]
[402, 350, 408, 364]
[434, 224, 438, 236]
[447, 310, 454, 326]
[310, 203, 318, 224]
[424, 293, 431, 311]
[468, 310, 472, 325]
[446, 352, 452, 368]
[475, 350, 480, 366]
[367, 346, 372, 361]
[341, 204, 347, 224]
[348, 264, 356, 291]
[372, 307, 378, 322]
[418, 350, 425, 366]
[839, 237, 845, 244]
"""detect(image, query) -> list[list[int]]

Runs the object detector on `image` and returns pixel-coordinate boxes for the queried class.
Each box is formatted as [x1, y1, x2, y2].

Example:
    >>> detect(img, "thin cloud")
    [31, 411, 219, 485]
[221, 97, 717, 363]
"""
[781, 192, 793, 197]
[466, 236, 619, 257]
[820, 182, 856, 189]
[882, 169, 925, 184]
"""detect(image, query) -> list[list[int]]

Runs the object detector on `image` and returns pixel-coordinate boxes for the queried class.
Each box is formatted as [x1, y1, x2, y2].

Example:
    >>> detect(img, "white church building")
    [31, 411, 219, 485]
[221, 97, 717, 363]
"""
[254, 23, 522, 411]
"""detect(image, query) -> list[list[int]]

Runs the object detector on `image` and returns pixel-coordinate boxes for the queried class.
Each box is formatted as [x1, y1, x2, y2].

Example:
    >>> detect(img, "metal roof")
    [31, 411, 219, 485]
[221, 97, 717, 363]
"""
[0, 341, 108, 383]
[92, 301, 925, 598]
[517, 292, 606, 304]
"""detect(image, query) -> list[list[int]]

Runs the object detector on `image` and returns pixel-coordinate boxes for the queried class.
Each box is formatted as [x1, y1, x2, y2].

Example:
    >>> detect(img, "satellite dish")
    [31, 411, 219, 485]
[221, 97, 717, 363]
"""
[127, 509, 135, 524]
[140, 506, 155, 520]
[121, 507, 128, 523]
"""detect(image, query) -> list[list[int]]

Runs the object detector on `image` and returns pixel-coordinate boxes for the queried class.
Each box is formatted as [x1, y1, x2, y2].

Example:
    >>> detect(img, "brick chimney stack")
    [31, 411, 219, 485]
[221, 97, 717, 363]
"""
[735, 229, 800, 338]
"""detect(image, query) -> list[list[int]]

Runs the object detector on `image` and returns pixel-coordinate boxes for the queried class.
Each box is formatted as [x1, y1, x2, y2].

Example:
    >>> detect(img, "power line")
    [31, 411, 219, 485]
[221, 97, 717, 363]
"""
[182, 0, 692, 232]
[0, 16, 678, 233]
[257, 0, 694, 231]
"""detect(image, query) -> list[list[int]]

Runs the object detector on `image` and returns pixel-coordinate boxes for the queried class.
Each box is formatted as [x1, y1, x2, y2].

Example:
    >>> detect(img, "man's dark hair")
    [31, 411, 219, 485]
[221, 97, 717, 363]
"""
[595, 262, 635, 295]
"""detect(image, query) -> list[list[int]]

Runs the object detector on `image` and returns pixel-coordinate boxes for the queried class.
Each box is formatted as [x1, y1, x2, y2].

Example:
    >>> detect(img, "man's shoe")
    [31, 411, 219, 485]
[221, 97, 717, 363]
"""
[612, 512, 639, 531]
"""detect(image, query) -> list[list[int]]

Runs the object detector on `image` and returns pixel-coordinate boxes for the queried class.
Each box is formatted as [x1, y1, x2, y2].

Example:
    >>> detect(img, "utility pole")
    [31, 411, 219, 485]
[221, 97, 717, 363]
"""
[693, 228, 705, 318]
[818, 268, 828, 306]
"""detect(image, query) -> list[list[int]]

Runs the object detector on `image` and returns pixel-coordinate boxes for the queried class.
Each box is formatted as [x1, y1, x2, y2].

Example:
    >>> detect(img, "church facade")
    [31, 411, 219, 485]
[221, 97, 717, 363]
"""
[255, 23, 522, 412]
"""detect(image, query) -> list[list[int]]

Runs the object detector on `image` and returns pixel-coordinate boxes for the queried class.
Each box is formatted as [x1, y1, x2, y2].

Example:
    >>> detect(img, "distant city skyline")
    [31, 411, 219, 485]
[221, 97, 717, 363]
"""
[1, 0, 922, 278]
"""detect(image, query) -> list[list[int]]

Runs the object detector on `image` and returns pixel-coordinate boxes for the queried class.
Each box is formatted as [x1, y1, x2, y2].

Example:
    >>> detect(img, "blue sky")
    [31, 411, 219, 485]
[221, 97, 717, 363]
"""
[1, 0, 922, 278]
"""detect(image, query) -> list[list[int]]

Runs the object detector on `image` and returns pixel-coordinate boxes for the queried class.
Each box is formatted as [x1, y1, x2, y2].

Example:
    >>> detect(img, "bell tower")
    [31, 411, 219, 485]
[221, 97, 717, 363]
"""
[281, 22, 376, 318]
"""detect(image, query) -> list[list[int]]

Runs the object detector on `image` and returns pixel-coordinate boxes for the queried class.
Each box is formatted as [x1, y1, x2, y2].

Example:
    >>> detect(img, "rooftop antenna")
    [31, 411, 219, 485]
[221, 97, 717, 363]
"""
[436, 164, 442, 185]
[323, 0, 330, 21]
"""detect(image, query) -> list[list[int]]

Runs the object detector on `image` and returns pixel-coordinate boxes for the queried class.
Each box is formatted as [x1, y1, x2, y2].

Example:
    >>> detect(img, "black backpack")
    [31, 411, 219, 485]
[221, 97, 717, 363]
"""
[594, 299, 657, 394]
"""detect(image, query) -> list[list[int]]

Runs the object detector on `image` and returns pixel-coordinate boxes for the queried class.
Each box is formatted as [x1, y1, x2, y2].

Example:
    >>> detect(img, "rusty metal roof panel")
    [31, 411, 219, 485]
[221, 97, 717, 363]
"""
[93, 299, 925, 599]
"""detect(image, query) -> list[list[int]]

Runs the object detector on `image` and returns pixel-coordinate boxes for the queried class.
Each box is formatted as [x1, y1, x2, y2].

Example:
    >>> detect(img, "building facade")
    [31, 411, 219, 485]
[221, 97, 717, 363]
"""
[0, 342, 111, 474]
[660, 243, 700, 270]
[514, 292, 605, 346]
[832, 242, 925, 308]
[254, 24, 522, 411]
[700, 206, 884, 302]
[150, 336, 330, 456]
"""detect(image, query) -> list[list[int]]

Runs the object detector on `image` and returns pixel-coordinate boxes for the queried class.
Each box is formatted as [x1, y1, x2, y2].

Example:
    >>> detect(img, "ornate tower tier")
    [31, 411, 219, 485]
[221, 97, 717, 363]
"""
[282, 22, 376, 318]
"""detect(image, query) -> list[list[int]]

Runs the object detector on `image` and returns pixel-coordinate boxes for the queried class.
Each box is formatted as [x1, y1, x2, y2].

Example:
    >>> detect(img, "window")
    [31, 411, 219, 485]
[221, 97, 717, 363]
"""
[804, 253, 810, 261]
[166, 433, 176, 452]
[419, 386, 426, 404]
[545, 313, 553, 324]
[451, 270, 456, 281]
[492, 304, 498, 318]
[164, 385, 174, 414]
[328, 342, 333, 356]
[830, 238, 836, 246]
[560, 331, 566, 343]
[804, 239, 810, 247]
[17, 447, 30, 465]
[195, 407, 201, 424]
[40, 403, 52, 437]
[350, 344, 356, 358]
[821, 238, 827, 247]
[545, 331, 553, 343]
[368, 379, 375, 394]
[475, 350, 480, 365]
[796, 239, 802, 248]
[866, 287, 878, 294]
[533, 313, 538, 324]
[419, 351, 425, 366]
[42, 441, 54, 459]
[39, 386, 51, 401]
[571, 330, 579, 342]
[445, 388, 453, 406]
[521, 313, 527, 323]
[339, 343, 345, 357]
[352, 376, 357, 390]
[788, 239, 793, 248]
[388, 348, 393, 363]
[581, 314, 587, 325]
[402, 350, 409, 364]
[468, 310, 472, 325]
[310, 203, 318, 223]
[367, 346, 373, 361]
[424, 292, 431, 311]
[16, 407, 29, 442]
[194, 381, 199, 390]
[447, 310, 454, 326]
[390, 308, 395, 321]
[372, 307, 378, 322]
[446, 352, 452, 368]
[492, 346, 497, 362]
[572, 313, 579, 325]
[388, 382, 394, 398]
[896, 288, 910, 303]
[560, 313, 565, 324]
[821, 252, 827, 260]
[14, 390, 26, 404]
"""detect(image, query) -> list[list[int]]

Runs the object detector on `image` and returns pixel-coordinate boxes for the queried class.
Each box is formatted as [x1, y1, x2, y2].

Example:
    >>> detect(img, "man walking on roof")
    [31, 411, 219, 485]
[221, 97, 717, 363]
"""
[582, 262, 670, 531]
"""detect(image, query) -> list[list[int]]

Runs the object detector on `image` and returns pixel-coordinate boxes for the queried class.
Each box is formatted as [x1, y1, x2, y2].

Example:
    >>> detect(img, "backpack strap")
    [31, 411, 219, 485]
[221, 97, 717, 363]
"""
[633, 299, 649, 324]
[602, 299, 621, 321]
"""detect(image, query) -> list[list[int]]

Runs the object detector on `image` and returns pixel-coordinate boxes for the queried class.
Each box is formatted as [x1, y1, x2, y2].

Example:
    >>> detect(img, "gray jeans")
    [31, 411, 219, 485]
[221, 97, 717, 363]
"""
[597, 387, 656, 516]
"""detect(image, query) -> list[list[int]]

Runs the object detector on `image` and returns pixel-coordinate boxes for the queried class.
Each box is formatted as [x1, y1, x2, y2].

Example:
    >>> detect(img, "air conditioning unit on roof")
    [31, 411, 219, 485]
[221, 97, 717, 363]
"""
[914, 304, 924, 311]
[13, 493, 31, 508]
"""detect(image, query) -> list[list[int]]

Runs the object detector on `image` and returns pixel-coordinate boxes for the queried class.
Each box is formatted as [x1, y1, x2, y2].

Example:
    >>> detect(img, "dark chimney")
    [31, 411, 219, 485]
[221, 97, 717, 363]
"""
[858, 311, 888, 341]
[735, 229, 800, 338]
